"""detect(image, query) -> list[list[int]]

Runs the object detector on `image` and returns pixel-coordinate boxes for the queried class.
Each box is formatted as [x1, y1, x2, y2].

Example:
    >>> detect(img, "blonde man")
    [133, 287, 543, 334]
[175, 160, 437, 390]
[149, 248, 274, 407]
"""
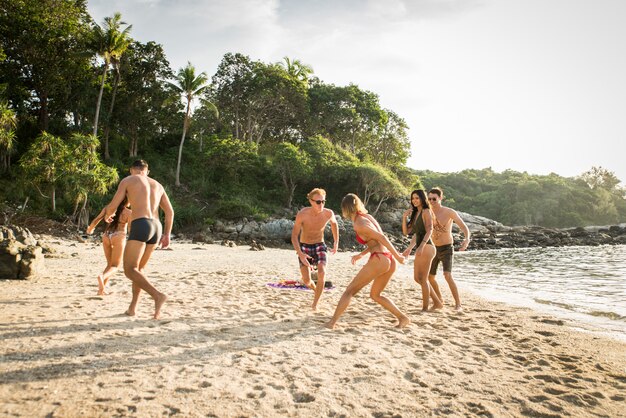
[291, 188, 339, 310]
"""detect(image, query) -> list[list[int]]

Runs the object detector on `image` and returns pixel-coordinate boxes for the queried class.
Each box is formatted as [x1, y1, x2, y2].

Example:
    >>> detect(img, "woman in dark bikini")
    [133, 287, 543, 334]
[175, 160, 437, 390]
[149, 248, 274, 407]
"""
[86, 198, 132, 295]
[325, 194, 409, 329]
[402, 189, 443, 311]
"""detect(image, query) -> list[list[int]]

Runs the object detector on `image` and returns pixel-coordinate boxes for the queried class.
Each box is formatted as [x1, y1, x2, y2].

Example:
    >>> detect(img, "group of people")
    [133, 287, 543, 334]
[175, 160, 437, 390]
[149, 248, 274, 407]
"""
[291, 187, 470, 330]
[87, 159, 470, 326]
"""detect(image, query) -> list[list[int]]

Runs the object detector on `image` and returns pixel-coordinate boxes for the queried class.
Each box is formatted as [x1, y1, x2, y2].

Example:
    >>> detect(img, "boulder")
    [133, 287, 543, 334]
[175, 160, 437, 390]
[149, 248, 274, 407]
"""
[0, 225, 45, 280]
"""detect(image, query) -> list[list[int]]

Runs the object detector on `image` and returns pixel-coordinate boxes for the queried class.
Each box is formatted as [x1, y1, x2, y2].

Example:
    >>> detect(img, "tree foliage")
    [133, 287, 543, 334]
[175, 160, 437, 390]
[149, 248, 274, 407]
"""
[1, 2, 622, 230]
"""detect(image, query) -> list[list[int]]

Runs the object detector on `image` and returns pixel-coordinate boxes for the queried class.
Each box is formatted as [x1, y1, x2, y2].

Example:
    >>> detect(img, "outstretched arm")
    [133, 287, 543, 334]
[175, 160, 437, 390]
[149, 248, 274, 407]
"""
[158, 190, 174, 249]
[452, 210, 471, 251]
[86, 207, 106, 234]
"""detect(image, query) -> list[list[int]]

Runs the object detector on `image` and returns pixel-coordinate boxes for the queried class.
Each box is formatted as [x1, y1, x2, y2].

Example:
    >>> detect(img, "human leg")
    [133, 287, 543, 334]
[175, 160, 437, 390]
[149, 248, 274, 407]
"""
[370, 259, 410, 328]
[428, 251, 443, 303]
[428, 274, 443, 304]
[299, 265, 315, 290]
[100, 234, 126, 289]
[126, 243, 157, 316]
[123, 240, 166, 319]
[443, 271, 462, 310]
[97, 236, 113, 295]
[325, 261, 384, 329]
[311, 263, 326, 311]
[438, 245, 460, 310]
[414, 246, 441, 311]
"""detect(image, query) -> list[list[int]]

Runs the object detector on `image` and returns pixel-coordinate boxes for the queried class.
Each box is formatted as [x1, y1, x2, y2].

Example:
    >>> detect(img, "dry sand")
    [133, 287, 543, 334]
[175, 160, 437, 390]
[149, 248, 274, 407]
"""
[1, 238, 625, 417]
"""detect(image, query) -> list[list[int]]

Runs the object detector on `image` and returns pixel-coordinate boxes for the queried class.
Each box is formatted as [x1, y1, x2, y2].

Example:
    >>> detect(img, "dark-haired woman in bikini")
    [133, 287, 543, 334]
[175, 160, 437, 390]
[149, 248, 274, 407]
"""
[87, 198, 131, 295]
[402, 189, 443, 311]
[325, 193, 409, 329]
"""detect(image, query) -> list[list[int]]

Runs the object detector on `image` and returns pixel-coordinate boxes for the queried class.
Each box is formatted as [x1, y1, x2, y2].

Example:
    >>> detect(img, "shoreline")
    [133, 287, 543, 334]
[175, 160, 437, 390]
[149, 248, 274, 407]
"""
[1, 238, 625, 417]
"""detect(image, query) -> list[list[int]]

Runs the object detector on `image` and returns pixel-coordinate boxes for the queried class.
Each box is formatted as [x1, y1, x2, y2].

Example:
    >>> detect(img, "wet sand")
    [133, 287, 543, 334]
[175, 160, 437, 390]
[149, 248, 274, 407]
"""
[1, 238, 625, 417]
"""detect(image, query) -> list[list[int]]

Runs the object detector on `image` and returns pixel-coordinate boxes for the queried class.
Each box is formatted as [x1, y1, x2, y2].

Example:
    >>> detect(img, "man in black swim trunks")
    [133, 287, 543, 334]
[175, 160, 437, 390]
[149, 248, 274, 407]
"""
[427, 187, 470, 311]
[104, 160, 174, 319]
[291, 188, 339, 311]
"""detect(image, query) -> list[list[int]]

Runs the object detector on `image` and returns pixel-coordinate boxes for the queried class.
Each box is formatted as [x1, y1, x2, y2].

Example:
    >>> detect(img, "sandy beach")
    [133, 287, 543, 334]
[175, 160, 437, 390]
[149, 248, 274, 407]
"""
[1, 238, 625, 417]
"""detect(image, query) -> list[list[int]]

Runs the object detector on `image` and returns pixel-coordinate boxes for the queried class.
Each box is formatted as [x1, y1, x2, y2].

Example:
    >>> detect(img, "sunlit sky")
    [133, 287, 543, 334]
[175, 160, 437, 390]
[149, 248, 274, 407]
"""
[87, 0, 626, 183]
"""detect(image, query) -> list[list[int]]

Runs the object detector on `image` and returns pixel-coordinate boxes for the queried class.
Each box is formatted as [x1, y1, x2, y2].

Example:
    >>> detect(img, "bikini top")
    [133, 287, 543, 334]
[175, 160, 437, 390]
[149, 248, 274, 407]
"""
[355, 213, 381, 245]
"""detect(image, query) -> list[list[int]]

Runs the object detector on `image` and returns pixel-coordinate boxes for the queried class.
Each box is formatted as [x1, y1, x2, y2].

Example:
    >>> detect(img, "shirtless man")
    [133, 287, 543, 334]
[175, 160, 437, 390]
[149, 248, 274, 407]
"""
[104, 160, 174, 319]
[291, 188, 339, 311]
[427, 187, 470, 311]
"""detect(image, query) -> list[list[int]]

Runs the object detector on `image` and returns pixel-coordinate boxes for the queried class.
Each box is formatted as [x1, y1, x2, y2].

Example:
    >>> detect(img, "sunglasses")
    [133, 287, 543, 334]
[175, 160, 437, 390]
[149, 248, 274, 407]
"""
[428, 197, 438, 201]
[311, 199, 326, 205]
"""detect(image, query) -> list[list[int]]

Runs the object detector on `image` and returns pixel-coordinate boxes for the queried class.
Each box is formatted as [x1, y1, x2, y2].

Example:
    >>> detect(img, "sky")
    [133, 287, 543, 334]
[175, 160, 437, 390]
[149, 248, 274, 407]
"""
[87, 0, 626, 183]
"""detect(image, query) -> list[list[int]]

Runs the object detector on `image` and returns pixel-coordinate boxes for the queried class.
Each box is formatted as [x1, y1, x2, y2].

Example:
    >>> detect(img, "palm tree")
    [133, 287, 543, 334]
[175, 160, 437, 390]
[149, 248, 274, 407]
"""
[92, 12, 132, 155]
[281, 56, 313, 83]
[168, 62, 211, 187]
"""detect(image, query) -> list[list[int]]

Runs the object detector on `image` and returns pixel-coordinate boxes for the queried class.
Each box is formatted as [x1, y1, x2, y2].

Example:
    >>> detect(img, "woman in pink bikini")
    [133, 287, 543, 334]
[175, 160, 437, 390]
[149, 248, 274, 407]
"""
[86, 198, 132, 295]
[325, 193, 409, 329]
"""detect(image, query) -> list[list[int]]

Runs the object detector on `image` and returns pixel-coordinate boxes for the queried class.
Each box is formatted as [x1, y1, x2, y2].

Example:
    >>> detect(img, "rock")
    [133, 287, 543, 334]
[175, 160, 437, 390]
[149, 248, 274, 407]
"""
[0, 225, 46, 279]
[249, 240, 265, 251]
[221, 239, 236, 248]
[260, 219, 294, 241]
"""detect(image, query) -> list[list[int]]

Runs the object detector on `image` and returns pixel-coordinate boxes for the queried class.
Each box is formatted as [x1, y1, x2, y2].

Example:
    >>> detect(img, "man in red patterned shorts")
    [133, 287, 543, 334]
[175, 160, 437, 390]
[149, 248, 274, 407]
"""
[291, 188, 339, 311]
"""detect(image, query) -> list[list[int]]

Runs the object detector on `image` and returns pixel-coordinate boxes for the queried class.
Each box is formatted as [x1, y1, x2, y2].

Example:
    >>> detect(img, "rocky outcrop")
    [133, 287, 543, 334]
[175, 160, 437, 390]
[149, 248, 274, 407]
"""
[191, 211, 626, 252]
[467, 223, 626, 250]
[0, 225, 46, 280]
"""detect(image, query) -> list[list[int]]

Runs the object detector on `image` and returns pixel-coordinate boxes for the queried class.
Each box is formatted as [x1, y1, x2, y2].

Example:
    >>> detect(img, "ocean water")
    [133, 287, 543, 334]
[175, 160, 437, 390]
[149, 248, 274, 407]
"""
[450, 245, 626, 340]
[401, 245, 626, 341]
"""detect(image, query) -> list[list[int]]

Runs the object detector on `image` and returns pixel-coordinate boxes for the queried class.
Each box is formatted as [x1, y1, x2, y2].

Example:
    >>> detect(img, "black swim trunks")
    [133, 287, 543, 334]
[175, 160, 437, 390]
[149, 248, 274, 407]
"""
[128, 218, 162, 245]
[298, 242, 328, 267]
[429, 244, 454, 275]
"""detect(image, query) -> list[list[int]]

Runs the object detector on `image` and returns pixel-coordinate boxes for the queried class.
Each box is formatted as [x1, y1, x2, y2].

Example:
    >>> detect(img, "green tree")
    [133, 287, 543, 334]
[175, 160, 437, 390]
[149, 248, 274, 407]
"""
[19, 132, 67, 211]
[579, 166, 622, 193]
[0, 0, 92, 131]
[268, 143, 311, 207]
[357, 163, 407, 214]
[110, 41, 176, 157]
[92, 12, 132, 145]
[280, 56, 313, 84]
[0, 102, 16, 173]
[211, 54, 307, 144]
[168, 62, 210, 186]
[63, 133, 118, 225]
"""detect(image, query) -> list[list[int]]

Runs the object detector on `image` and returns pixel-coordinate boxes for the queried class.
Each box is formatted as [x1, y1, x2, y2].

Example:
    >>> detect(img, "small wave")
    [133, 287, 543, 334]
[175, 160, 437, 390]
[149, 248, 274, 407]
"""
[534, 298, 575, 310]
[587, 311, 626, 321]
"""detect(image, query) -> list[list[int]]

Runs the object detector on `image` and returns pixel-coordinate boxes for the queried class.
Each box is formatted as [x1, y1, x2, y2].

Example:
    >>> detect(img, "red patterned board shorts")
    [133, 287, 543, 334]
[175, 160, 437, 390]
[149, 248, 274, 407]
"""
[298, 242, 328, 267]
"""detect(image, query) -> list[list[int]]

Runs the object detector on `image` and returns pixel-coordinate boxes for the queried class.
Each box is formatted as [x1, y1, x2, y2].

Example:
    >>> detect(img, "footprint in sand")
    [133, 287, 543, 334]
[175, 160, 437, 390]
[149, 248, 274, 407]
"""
[292, 392, 315, 403]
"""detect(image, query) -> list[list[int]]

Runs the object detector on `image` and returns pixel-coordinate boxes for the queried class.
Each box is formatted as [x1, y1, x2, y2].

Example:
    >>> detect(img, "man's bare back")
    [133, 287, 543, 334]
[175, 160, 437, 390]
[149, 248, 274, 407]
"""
[106, 175, 164, 221]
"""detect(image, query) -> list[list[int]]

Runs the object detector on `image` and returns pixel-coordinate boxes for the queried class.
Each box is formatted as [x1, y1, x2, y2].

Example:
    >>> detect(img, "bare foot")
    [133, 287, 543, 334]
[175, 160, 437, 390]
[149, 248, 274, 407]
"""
[455, 305, 463, 312]
[323, 321, 336, 330]
[153, 293, 167, 320]
[311, 303, 318, 312]
[97, 275, 105, 295]
[125, 309, 135, 316]
[430, 302, 443, 311]
[396, 315, 410, 328]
